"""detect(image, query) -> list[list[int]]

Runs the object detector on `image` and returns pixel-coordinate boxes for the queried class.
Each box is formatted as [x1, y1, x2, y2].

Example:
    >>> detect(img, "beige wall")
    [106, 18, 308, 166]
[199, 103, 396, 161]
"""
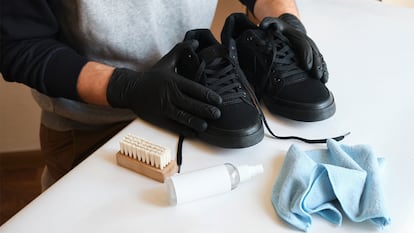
[0, 76, 41, 152]
[382, 0, 414, 8]
[211, 0, 245, 40]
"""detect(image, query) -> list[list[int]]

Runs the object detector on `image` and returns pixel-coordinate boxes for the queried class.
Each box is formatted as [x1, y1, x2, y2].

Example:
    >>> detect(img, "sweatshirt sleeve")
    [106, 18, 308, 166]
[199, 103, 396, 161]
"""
[0, 0, 89, 101]
[239, 0, 256, 14]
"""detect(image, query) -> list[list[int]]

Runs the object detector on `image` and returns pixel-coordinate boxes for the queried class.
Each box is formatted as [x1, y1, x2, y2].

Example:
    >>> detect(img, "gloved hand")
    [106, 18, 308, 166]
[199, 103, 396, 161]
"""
[260, 13, 329, 83]
[106, 40, 222, 137]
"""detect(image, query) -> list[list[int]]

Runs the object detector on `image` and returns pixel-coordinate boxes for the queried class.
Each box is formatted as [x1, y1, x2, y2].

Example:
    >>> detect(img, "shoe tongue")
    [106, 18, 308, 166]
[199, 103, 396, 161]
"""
[198, 45, 228, 63]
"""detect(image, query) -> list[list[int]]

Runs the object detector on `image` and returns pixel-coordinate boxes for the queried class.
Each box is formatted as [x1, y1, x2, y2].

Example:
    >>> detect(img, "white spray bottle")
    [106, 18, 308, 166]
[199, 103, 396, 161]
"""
[166, 163, 264, 205]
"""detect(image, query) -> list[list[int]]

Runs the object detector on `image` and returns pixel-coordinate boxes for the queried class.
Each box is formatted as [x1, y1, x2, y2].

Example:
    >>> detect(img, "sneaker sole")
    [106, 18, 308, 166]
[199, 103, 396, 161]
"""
[264, 93, 336, 122]
[198, 123, 264, 148]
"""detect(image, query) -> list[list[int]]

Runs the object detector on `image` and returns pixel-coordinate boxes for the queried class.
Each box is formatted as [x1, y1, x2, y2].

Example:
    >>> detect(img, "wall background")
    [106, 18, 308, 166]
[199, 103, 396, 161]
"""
[0, 77, 41, 152]
[382, 0, 414, 8]
[0, 0, 412, 153]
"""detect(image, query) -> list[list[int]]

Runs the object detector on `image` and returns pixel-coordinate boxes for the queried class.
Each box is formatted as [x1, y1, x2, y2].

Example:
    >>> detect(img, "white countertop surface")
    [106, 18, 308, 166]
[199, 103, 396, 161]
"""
[1, 0, 414, 232]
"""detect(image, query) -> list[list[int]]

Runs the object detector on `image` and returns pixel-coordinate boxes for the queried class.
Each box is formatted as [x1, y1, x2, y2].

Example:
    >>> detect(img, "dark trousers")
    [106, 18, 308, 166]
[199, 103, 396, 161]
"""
[40, 121, 131, 189]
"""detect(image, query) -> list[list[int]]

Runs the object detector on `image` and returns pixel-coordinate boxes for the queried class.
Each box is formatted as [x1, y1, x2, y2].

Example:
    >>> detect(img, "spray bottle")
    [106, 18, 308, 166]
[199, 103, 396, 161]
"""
[166, 163, 263, 205]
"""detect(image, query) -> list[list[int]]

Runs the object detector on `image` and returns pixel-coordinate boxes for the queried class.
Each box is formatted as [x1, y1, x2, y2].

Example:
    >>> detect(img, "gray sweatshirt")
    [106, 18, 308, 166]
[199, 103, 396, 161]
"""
[33, 0, 218, 130]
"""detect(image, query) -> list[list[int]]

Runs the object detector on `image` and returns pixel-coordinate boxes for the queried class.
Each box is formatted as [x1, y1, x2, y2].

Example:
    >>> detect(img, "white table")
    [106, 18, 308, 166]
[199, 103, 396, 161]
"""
[1, 0, 413, 232]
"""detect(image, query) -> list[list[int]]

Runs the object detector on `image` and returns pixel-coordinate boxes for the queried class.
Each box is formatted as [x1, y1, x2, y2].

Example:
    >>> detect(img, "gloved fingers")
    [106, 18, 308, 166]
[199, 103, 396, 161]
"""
[259, 17, 286, 31]
[308, 38, 323, 79]
[165, 79, 221, 120]
[173, 74, 222, 106]
[319, 57, 329, 83]
[176, 96, 221, 120]
[283, 28, 313, 71]
[261, 17, 314, 72]
[259, 16, 329, 83]
[278, 13, 307, 34]
[308, 37, 329, 82]
[163, 100, 209, 132]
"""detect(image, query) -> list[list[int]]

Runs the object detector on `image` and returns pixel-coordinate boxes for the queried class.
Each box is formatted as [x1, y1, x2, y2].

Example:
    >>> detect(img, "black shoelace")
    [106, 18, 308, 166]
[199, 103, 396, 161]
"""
[176, 43, 350, 172]
[195, 57, 247, 105]
[245, 30, 350, 143]
[254, 30, 306, 99]
[177, 54, 247, 172]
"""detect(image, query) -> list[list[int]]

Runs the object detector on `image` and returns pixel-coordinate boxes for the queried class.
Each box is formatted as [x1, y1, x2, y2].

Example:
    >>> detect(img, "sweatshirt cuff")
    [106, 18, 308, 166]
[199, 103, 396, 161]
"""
[44, 48, 89, 101]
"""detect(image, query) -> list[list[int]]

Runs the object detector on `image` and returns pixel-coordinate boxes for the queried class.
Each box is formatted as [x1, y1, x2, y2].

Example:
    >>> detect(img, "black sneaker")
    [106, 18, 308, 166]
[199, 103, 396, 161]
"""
[221, 13, 335, 122]
[178, 29, 264, 148]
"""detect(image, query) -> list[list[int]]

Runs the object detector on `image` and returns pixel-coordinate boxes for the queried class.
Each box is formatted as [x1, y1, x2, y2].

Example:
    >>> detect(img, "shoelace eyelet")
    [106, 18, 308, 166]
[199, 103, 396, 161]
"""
[273, 77, 282, 83]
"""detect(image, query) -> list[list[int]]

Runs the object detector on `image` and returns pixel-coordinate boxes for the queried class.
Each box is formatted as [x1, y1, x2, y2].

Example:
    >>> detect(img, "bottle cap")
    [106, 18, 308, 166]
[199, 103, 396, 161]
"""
[237, 164, 264, 183]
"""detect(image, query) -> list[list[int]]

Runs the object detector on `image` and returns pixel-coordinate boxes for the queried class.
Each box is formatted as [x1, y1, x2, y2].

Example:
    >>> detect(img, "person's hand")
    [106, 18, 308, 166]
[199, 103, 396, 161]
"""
[106, 40, 222, 136]
[260, 14, 329, 83]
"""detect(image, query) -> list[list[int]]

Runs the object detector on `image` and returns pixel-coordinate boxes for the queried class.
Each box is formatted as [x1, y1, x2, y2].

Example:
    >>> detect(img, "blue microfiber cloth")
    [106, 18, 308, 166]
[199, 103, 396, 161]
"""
[272, 139, 391, 232]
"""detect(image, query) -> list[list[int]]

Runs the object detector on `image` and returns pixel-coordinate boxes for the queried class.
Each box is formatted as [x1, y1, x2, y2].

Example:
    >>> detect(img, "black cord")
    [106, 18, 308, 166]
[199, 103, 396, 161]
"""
[176, 135, 185, 173]
[262, 116, 350, 143]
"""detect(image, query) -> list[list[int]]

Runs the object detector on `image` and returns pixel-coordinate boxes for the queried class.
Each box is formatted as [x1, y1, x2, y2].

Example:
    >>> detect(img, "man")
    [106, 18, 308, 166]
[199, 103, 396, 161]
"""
[1, 0, 325, 188]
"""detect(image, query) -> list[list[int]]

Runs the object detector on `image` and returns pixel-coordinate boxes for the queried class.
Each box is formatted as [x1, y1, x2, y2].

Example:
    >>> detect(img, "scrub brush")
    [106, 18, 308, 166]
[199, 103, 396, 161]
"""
[116, 134, 178, 182]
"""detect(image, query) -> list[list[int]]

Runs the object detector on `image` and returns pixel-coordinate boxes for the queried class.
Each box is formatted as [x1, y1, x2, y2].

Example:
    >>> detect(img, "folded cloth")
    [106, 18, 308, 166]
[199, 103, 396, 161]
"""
[272, 139, 391, 232]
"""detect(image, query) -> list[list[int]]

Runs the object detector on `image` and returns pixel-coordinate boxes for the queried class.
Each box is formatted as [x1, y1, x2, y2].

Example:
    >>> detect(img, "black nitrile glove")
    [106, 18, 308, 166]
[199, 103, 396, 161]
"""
[260, 13, 329, 83]
[107, 40, 222, 137]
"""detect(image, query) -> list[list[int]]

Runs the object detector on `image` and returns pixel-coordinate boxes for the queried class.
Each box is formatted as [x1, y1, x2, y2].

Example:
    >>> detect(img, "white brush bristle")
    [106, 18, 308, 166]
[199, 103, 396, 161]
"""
[119, 134, 171, 169]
